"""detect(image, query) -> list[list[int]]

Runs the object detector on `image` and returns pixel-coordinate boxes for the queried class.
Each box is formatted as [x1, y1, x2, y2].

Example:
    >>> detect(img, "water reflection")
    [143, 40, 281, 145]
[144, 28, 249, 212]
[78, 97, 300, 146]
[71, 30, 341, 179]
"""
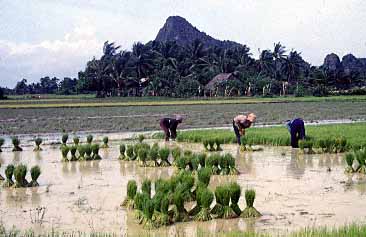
[286, 149, 305, 179]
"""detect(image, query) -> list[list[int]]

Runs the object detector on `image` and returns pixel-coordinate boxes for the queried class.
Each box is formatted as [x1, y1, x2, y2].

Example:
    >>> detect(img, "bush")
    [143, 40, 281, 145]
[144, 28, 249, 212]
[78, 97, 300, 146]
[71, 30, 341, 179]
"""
[34, 137, 43, 151]
[241, 189, 262, 218]
[121, 180, 137, 209]
[11, 137, 22, 152]
[29, 165, 41, 187]
[101, 136, 109, 148]
[3, 164, 15, 187]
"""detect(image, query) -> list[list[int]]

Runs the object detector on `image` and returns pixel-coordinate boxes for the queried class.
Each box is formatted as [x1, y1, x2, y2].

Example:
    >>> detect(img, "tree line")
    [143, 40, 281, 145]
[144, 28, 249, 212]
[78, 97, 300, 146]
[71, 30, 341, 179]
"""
[2, 40, 366, 99]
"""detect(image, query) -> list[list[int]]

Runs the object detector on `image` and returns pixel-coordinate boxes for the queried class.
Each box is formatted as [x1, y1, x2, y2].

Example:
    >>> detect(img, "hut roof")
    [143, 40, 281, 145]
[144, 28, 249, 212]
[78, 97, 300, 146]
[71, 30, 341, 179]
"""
[205, 73, 236, 90]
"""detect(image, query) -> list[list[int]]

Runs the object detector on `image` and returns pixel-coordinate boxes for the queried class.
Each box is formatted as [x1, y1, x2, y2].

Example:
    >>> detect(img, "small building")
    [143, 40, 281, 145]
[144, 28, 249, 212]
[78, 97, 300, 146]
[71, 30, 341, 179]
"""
[204, 73, 238, 96]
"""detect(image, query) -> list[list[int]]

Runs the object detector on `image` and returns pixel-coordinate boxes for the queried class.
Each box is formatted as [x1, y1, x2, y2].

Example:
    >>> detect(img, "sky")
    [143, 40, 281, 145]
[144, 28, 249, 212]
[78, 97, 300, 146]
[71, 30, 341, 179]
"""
[1, 0, 366, 88]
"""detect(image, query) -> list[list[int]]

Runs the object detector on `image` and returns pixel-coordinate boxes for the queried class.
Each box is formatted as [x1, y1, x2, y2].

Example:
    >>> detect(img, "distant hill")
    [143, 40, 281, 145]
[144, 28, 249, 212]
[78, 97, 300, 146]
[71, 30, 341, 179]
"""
[155, 16, 241, 49]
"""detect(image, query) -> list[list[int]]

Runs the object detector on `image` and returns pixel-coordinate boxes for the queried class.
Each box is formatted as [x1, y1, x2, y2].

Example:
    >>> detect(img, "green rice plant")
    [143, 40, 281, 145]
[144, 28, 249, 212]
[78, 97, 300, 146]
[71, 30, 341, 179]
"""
[194, 188, 214, 221]
[61, 145, 70, 162]
[33, 137, 43, 151]
[126, 145, 136, 160]
[134, 192, 149, 224]
[29, 165, 41, 187]
[197, 167, 211, 187]
[86, 135, 93, 144]
[203, 139, 209, 151]
[183, 150, 193, 156]
[69, 145, 78, 161]
[73, 136, 79, 145]
[61, 133, 68, 146]
[171, 147, 181, 161]
[3, 164, 15, 187]
[138, 147, 148, 166]
[78, 145, 86, 160]
[11, 136, 22, 152]
[101, 136, 109, 148]
[215, 138, 223, 151]
[84, 144, 92, 160]
[208, 139, 215, 151]
[142, 198, 155, 229]
[226, 154, 239, 175]
[345, 152, 355, 173]
[241, 189, 262, 218]
[158, 196, 170, 226]
[190, 155, 199, 172]
[148, 146, 159, 166]
[213, 185, 236, 219]
[142, 179, 152, 197]
[211, 186, 224, 218]
[175, 156, 187, 170]
[138, 134, 145, 143]
[0, 137, 4, 152]
[121, 180, 137, 209]
[197, 153, 206, 168]
[229, 182, 242, 216]
[335, 136, 348, 153]
[171, 185, 190, 222]
[219, 155, 230, 175]
[119, 144, 126, 160]
[159, 147, 171, 166]
[355, 149, 366, 174]
[206, 154, 221, 175]
[91, 144, 102, 160]
[13, 164, 28, 188]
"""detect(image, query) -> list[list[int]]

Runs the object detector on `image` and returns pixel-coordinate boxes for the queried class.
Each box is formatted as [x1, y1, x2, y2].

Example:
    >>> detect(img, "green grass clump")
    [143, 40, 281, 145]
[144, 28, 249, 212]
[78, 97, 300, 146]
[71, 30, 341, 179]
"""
[212, 185, 236, 219]
[172, 186, 190, 222]
[126, 145, 136, 160]
[159, 147, 171, 166]
[171, 147, 181, 160]
[73, 136, 79, 145]
[69, 145, 78, 161]
[355, 149, 366, 174]
[33, 137, 43, 151]
[13, 164, 28, 188]
[138, 147, 148, 166]
[3, 164, 15, 187]
[101, 136, 109, 148]
[226, 154, 239, 175]
[241, 189, 262, 218]
[61, 133, 68, 146]
[91, 144, 102, 160]
[119, 144, 126, 160]
[142, 179, 152, 197]
[203, 139, 209, 151]
[86, 135, 93, 144]
[0, 137, 4, 152]
[345, 153, 355, 173]
[198, 167, 211, 187]
[194, 188, 214, 221]
[230, 183, 242, 216]
[11, 137, 22, 152]
[61, 145, 70, 162]
[148, 146, 159, 166]
[121, 180, 137, 209]
[29, 165, 41, 187]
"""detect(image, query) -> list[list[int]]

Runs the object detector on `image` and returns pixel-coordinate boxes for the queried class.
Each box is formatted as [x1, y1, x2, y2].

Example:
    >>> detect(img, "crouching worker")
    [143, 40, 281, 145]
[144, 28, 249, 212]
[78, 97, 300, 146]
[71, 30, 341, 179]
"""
[286, 118, 306, 148]
[233, 113, 256, 145]
[160, 115, 183, 141]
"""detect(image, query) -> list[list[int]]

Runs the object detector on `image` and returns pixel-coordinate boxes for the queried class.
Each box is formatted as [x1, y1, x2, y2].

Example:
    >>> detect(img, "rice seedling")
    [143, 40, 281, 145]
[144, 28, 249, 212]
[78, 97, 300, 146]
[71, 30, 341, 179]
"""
[212, 185, 236, 219]
[13, 164, 28, 188]
[197, 167, 211, 187]
[84, 144, 92, 160]
[194, 188, 214, 221]
[299, 138, 315, 154]
[171, 185, 190, 222]
[33, 137, 43, 151]
[197, 153, 206, 168]
[101, 136, 109, 148]
[203, 139, 209, 151]
[142, 179, 152, 197]
[175, 155, 187, 171]
[138, 134, 145, 143]
[29, 165, 41, 187]
[241, 189, 262, 218]
[78, 145, 86, 160]
[206, 154, 221, 175]
[133, 192, 150, 224]
[156, 196, 170, 226]
[121, 180, 137, 209]
[69, 145, 78, 161]
[142, 198, 155, 229]
[126, 145, 136, 160]
[91, 144, 102, 160]
[335, 136, 348, 153]
[344, 153, 355, 173]
[148, 146, 159, 166]
[355, 149, 366, 174]
[61, 133, 68, 147]
[171, 147, 181, 160]
[226, 154, 239, 175]
[219, 155, 230, 175]
[86, 135, 93, 144]
[61, 145, 70, 162]
[119, 144, 126, 160]
[208, 139, 215, 151]
[229, 182, 242, 216]
[215, 138, 223, 151]
[0, 137, 4, 152]
[11, 136, 22, 152]
[138, 147, 148, 166]
[73, 136, 80, 145]
[3, 164, 15, 187]
[159, 147, 171, 166]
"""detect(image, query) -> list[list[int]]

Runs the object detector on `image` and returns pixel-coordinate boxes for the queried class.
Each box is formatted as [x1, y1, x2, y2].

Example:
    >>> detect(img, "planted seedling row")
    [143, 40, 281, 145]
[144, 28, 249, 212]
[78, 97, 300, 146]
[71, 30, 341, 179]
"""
[1, 164, 41, 188]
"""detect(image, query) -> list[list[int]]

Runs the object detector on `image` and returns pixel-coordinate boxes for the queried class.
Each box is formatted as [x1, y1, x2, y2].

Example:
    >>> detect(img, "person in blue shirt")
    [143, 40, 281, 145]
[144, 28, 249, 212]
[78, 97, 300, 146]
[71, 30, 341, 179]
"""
[286, 118, 306, 148]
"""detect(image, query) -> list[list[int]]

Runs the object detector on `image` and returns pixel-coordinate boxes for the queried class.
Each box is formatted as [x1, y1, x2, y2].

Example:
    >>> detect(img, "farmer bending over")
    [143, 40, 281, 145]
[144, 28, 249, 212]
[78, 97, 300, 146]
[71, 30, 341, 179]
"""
[286, 118, 306, 148]
[233, 113, 256, 145]
[160, 115, 183, 141]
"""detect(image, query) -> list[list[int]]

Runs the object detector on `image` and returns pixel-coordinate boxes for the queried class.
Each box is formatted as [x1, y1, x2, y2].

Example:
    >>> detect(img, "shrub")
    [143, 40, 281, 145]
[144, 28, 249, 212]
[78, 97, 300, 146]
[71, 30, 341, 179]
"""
[119, 144, 126, 160]
[61, 145, 70, 162]
[138, 134, 145, 143]
[91, 144, 102, 160]
[0, 137, 4, 152]
[29, 165, 41, 187]
[86, 135, 93, 144]
[14, 164, 28, 188]
[159, 147, 171, 166]
[33, 137, 43, 151]
[70, 145, 78, 161]
[229, 183, 242, 216]
[11, 137, 22, 152]
[194, 188, 214, 221]
[101, 136, 109, 148]
[84, 144, 92, 160]
[121, 180, 137, 209]
[142, 179, 152, 197]
[3, 164, 15, 187]
[197, 167, 211, 187]
[73, 136, 80, 145]
[241, 189, 262, 218]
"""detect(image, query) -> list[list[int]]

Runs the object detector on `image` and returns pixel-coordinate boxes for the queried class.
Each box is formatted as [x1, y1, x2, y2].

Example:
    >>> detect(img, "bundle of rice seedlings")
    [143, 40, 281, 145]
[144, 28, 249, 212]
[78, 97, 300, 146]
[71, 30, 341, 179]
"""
[335, 137, 348, 153]
[126, 145, 136, 160]
[138, 134, 145, 143]
[171, 147, 181, 161]
[73, 136, 80, 145]
[29, 165, 41, 187]
[0, 137, 4, 152]
[215, 138, 223, 151]
[208, 139, 215, 151]
[188, 184, 204, 216]
[33, 138, 43, 151]
[138, 147, 148, 166]
[355, 149, 366, 174]
[84, 144, 92, 160]
[78, 145, 86, 160]
[11, 137, 22, 152]
[142, 198, 155, 229]
[155, 179, 171, 195]
[194, 188, 214, 221]
[206, 154, 220, 175]
[226, 154, 239, 175]
[345, 153, 355, 173]
[101, 136, 109, 148]
[119, 144, 126, 160]
[151, 193, 163, 226]
[197, 167, 211, 187]
[14, 164, 28, 188]
[61, 145, 70, 162]
[148, 147, 159, 166]
[159, 196, 170, 226]
[61, 133, 68, 147]
[70, 145, 78, 161]
[203, 139, 209, 151]
[171, 186, 190, 222]
[86, 135, 93, 144]
[3, 164, 15, 187]
[159, 147, 171, 166]
[197, 153, 206, 168]
[142, 179, 152, 197]
[175, 156, 187, 171]
[91, 144, 102, 160]
[219, 155, 230, 175]
[134, 192, 149, 224]
[241, 189, 262, 218]
[218, 185, 236, 218]
[229, 183, 242, 216]
[121, 180, 137, 209]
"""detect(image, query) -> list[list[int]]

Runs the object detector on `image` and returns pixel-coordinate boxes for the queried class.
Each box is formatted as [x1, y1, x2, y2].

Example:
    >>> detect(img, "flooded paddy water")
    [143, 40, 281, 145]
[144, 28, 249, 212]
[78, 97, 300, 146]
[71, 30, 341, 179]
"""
[0, 140, 366, 236]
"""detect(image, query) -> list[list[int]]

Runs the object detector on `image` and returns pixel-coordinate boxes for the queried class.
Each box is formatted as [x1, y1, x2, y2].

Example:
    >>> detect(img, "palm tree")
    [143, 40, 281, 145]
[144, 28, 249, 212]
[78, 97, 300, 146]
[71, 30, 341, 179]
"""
[131, 42, 154, 79]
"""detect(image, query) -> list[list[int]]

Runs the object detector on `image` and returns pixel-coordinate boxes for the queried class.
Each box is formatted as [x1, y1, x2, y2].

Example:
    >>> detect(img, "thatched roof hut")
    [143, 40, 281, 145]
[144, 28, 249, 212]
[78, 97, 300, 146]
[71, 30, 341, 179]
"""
[205, 73, 237, 91]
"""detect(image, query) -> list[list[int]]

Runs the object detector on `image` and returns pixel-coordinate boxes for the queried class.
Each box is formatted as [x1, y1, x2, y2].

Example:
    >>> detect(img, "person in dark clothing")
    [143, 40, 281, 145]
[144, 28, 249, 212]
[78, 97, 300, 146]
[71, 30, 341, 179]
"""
[286, 118, 306, 148]
[233, 113, 256, 145]
[160, 115, 183, 141]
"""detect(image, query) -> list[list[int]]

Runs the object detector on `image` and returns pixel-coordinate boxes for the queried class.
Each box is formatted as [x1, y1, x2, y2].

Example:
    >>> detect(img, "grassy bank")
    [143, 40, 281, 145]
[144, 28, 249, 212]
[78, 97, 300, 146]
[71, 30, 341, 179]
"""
[153, 123, 366, 149]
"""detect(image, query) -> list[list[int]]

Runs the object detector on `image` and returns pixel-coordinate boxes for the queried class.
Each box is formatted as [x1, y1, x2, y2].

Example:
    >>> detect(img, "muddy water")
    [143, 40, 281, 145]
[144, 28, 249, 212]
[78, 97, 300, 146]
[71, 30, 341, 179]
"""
[0, 141, 365, 236]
